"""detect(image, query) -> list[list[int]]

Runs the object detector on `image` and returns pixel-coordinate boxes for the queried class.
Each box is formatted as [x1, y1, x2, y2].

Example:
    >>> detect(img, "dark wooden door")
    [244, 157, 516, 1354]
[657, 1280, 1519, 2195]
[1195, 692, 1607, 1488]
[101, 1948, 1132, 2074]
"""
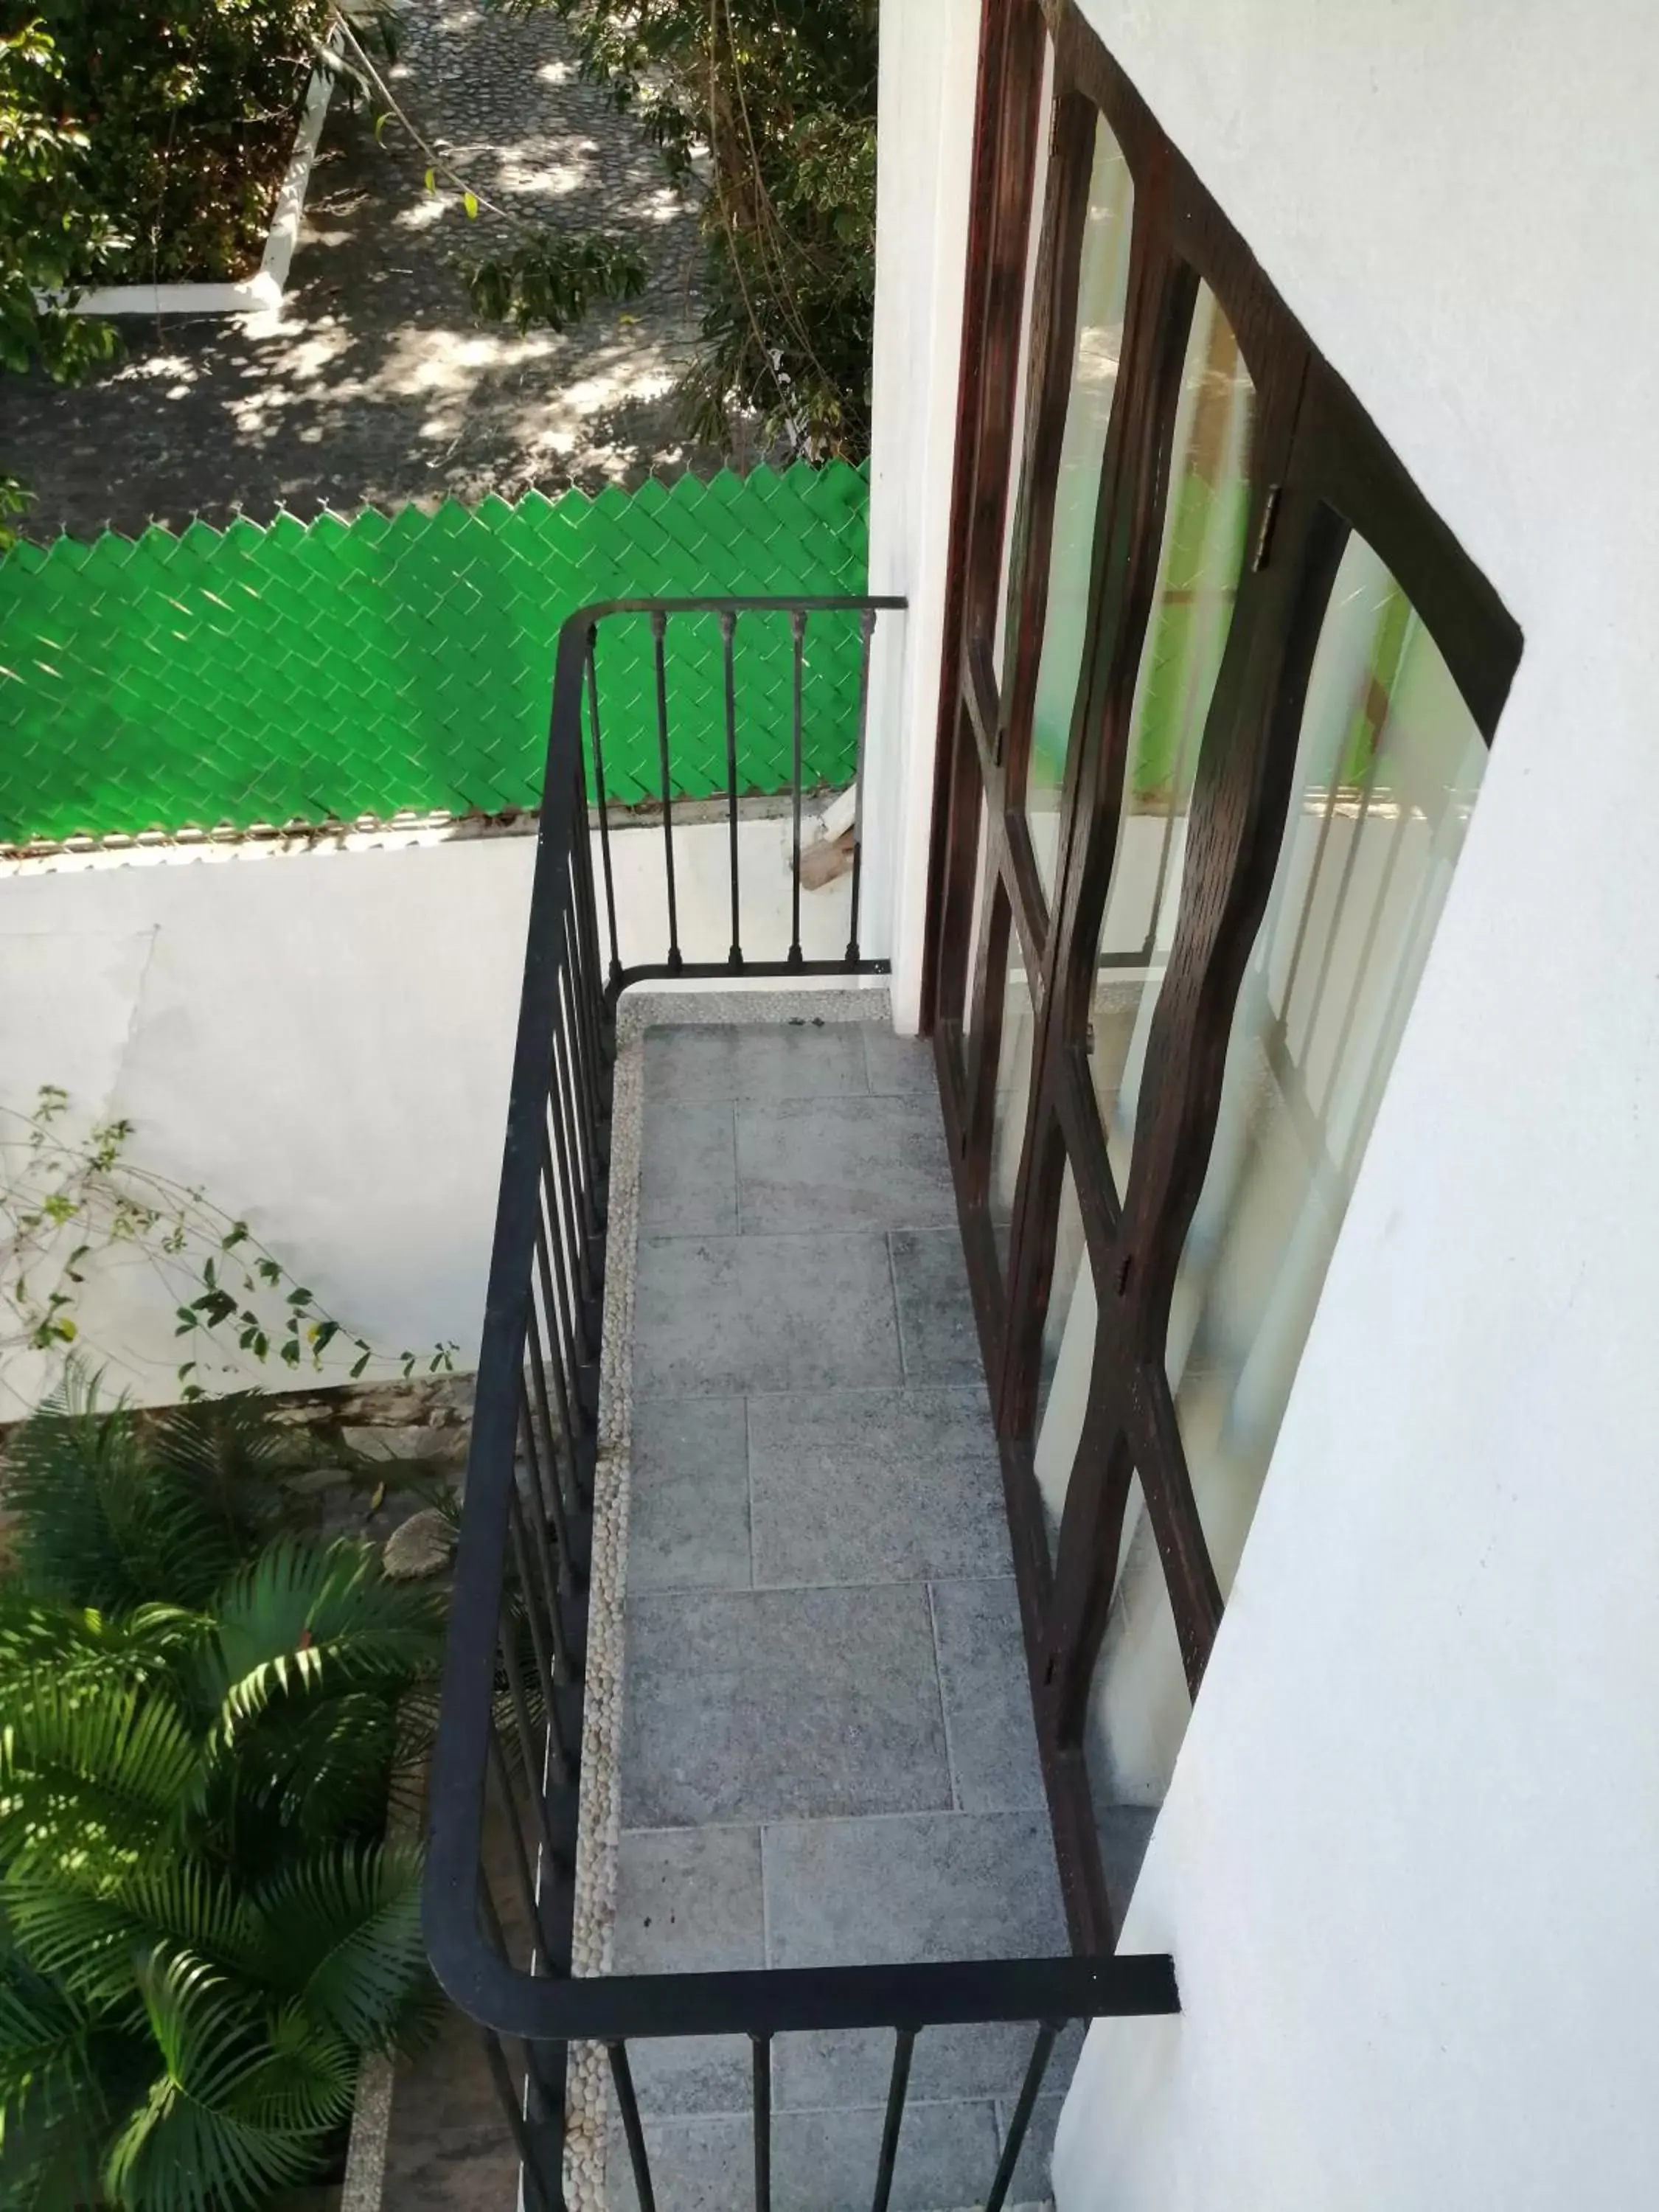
[925, 0, 1519, 1948]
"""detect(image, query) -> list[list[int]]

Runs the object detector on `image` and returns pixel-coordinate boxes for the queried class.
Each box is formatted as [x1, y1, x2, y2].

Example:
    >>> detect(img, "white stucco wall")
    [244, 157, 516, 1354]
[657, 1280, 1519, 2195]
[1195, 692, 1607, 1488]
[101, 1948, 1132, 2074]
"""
[874, 1, 1659, 2206]
[0, 810, 866, 1417]
[864, 0, 982, 1030]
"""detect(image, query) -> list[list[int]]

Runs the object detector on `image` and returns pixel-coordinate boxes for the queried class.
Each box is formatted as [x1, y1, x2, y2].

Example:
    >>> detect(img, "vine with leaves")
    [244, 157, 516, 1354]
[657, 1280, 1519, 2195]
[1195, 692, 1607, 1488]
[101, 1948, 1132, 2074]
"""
[1, 1085, 457, 1402]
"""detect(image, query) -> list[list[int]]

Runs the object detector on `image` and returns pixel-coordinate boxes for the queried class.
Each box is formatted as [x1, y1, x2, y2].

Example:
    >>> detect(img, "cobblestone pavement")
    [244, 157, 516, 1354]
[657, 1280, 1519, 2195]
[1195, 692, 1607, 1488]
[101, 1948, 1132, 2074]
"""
[7, 0, 744, 540]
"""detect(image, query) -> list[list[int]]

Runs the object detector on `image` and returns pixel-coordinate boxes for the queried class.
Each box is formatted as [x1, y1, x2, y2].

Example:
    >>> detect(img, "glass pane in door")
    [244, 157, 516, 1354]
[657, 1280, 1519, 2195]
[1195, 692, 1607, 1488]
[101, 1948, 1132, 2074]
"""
[1020, 112, 1135, 899]
[1088, 282, 1256, 1192]
[1033, 1161, 1091, 1556]
[992, 35, 1056, 685]
[1164, 529, 1489, 1596]
[987, 886, 1038, 1275]
[1082, 1472, 1172, 1903]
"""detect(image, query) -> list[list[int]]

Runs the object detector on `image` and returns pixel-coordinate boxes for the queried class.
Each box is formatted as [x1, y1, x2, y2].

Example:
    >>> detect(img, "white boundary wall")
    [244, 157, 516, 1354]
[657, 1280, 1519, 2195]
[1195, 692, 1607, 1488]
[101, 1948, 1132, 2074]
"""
[0, 812, 868, 1419]
[871, 1, 1659, 2206]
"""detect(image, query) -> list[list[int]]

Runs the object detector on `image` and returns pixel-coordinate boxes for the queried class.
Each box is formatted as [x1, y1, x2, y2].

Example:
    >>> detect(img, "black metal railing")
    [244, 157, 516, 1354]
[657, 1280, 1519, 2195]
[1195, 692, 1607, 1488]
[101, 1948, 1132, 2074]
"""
[422, 595, 1180, 2212]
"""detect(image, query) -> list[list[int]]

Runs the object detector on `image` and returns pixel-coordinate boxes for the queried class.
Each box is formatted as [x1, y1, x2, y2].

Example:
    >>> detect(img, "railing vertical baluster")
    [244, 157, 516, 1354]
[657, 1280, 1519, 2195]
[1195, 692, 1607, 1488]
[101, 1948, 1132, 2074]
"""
[476, 1868, 509, 1958]
[751, 2033, 772, 2212]
[543, 1049, 599, 1350]
[652, 610, 681, 973]
[509, 1471, 572, 1689]
[518, 1371, 575, 1610]
[498, 1619, 568, 1855]
[585, 626, 622, 989]
[566, 752, 605, 1024]
[536, 1150, 585, 1391]
[538, 1151, 597, 1439]
[608, 2041, 657, 2212]
[486, 1721, 554, 1961]
[789, 608, 806, 968]
[524, 1329, 577, 1587]
[870, 2028, 915, 2212]
[983, 2023, 1059, 2212]
[723, 608, 742, 969]
[563, 894, 608, 1165]
[532, 1215, 587, 1514]
[518, 1389, 575, 1663]
[846, 607, 877, 964]
[557, 959, 605, 1255]
[481, 2027, 559, 2212]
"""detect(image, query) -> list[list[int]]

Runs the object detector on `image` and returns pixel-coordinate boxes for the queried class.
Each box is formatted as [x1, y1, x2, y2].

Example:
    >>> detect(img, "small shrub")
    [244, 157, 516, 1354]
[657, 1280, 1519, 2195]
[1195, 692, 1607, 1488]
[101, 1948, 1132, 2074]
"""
[0, 1377, 448, 2211]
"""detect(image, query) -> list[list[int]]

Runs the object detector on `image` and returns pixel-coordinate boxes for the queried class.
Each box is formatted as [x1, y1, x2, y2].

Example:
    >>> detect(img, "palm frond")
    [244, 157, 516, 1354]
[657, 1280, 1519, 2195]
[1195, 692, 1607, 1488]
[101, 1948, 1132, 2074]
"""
[147, 1394, 306, 1564]
[240, 1844, 437, 2054]
[201, 1539, 445, 1742]
[2, 1366, 228, 1612]
[216, 1689, 403, 1853]
[0, 1673, 204, 1871]
[104, 1948, 348, 2212]
[7, 1860, 247, 2023]
[0, 1952, 108, 2212]
[0, 1589, 206, 1702]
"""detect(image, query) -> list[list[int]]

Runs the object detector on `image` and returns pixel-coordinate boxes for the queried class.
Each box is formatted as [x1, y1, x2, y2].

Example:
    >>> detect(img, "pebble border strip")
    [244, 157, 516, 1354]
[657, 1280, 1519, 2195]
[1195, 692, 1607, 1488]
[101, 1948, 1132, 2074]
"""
[563, 984, 891, 2212]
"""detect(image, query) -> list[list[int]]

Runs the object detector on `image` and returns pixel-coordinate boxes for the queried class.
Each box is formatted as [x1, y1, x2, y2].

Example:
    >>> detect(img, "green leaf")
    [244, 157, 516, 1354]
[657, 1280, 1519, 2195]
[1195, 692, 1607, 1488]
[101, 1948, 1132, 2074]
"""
[105, 1947, 349, 2212]
[242, 1843, 437, 2052]
[424, 165, 435, 193]
[463, 189, 479, 220]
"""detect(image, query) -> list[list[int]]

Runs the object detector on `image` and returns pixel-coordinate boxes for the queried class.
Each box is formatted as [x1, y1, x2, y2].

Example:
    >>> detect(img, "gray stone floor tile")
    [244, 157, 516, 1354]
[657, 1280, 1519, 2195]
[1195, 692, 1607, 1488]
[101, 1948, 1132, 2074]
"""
[889, 1228, 984, 1386]
[633, 1232, 902, 1396]
[993, 2090, 1068, 2208]
[606, 2114, 748, 2212]
[765, 1809, 1071, 2110]
[736, 1099, 958, 1233]
[764, 1811, 1066, 1970]
[627, 1397, 751, 1593]
[645, 1023, 869, 1104]
[627, 2035, 755, 2123]
[621, 1587, 951, 1827]
[613, 1827, 762, 2115]
[929, 1579, 1046, 1812]
[862, 1029, 939, 1101]
[607, 2104, 1003, 2212]
[772, 2101, 1001, 2212]
[773, 2020, 1082, 2119]
[640, 1100, 737, 1237]
[613, 1826, 765, 1972]
[748, 1388, 1009, 1587]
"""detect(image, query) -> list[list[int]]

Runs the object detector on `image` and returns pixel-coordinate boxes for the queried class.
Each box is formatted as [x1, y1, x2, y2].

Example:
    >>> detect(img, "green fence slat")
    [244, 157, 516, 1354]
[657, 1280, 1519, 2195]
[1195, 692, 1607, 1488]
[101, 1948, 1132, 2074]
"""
[0, 464, 871, 844]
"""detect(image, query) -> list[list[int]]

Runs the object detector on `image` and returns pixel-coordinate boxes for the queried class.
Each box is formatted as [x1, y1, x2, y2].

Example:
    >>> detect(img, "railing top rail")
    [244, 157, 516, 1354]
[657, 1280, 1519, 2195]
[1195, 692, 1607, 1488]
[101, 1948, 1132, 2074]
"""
[425, 1949, 1179, 2047]
[559, 594, 908, 620]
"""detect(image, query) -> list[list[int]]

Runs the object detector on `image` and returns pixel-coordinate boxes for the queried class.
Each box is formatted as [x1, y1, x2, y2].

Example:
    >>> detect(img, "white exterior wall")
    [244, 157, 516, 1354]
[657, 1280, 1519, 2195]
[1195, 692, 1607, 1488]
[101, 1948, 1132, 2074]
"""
[0, 813, 866, 1418]
[863, 0, 982, 1030]
[872, 1, 1659, 2206]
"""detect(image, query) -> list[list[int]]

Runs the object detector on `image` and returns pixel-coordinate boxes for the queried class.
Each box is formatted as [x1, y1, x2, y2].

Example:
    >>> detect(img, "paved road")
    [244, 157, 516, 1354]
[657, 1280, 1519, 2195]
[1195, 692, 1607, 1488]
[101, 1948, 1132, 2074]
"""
[6, 0, 737, 540]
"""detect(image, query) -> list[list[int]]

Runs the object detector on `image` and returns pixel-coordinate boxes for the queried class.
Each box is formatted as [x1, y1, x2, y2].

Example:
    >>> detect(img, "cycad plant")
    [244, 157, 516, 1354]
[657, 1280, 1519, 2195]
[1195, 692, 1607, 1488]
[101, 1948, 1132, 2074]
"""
[0, 1374, 449, 2211]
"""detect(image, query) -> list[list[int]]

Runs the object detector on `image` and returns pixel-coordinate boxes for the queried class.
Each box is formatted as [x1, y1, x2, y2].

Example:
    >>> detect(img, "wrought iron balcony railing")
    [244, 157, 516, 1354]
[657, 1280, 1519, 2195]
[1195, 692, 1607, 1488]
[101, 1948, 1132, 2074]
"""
[421, 595, 1180, 2212]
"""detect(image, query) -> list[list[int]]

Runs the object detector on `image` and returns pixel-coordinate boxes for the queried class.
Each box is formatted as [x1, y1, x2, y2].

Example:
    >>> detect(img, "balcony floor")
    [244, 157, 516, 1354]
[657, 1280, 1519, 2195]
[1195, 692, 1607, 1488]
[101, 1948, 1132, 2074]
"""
[602, 1012, 1073, 2212]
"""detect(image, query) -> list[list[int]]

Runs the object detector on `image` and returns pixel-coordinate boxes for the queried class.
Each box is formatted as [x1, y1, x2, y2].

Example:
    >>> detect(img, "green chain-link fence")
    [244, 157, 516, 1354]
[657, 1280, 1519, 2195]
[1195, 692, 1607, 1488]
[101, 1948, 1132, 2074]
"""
[0, 463, 869, 846]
